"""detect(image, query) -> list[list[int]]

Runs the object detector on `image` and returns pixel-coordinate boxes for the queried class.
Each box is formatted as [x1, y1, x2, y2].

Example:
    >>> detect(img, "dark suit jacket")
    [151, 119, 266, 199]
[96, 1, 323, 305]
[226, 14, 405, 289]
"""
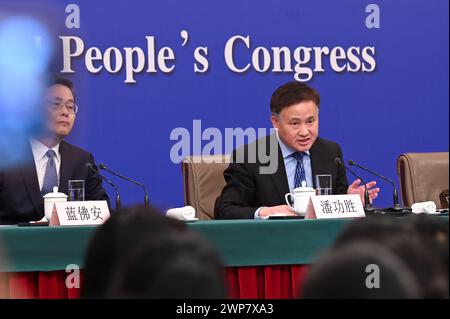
[214, 135, 349, 219]
[0, 141, 109, 224]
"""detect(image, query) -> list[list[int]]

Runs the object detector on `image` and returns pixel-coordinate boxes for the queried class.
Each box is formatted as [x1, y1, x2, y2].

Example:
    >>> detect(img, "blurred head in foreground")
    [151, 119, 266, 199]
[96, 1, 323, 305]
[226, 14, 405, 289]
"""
[301, 241, 421, 299]
[82, 205, 226, 298]
[0, 13, 53, 169]
[304, 216, 449, 299]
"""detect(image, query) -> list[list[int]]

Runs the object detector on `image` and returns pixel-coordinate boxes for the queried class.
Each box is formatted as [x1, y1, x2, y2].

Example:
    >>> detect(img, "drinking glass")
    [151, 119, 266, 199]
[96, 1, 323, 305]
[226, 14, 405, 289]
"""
[68, 180, 85, 201]
[315, 175, 332, 195]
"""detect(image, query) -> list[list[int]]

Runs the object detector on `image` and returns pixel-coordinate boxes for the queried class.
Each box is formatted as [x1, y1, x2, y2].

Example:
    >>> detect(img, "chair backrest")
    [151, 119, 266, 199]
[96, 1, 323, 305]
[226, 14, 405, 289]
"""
[397, 152, 449, 208]
[182, 155, 230, 220]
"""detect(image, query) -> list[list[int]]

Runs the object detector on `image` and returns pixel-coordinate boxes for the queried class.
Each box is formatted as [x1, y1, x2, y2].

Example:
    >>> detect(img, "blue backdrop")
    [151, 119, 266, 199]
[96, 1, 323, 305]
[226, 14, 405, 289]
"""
[12, 0, 449, 210]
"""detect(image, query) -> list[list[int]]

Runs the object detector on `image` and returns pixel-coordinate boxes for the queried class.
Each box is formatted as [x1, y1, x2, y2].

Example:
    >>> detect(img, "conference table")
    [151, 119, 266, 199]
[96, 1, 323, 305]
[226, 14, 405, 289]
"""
[0, 218, 400, 298]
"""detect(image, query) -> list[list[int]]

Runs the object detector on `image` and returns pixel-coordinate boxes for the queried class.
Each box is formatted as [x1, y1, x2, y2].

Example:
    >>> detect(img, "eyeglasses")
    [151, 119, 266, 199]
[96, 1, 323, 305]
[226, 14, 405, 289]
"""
[46, 101, 79, 114]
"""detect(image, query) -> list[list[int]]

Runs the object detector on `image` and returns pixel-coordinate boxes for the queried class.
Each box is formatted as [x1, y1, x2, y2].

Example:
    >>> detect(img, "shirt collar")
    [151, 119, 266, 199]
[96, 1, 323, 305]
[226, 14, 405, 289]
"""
[275, 130, 310, 159]
[30, 138, 60, 161]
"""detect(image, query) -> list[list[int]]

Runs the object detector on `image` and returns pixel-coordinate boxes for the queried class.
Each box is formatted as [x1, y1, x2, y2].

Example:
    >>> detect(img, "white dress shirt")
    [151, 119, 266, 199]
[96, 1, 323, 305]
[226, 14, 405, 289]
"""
[277, 134, 313, 190]
[255, 132, 313, 219]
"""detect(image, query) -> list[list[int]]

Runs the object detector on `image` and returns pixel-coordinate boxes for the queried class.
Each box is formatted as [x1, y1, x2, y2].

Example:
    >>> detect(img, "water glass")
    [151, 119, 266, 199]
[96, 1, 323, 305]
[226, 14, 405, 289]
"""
[68, 180, 85, 201]
[315, 175, 332, 195]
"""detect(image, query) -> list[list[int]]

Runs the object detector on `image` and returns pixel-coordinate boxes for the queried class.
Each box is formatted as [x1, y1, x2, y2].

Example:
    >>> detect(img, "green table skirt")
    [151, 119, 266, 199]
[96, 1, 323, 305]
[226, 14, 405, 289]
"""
[0, 218, 352, 272]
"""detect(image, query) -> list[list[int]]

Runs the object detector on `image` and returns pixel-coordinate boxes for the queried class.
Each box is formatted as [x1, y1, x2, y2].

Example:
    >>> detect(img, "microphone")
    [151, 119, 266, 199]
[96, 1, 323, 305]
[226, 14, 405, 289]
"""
[334, 158, 372, 210]
[348, 159, 402, 210]
[98, 163, 149, 207]
[85, 163, 121, 209]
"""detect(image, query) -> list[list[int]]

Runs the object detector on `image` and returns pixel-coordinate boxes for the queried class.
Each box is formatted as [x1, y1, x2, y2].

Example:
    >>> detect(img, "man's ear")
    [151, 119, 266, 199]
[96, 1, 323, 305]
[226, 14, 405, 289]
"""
[270, 114, 279, 129]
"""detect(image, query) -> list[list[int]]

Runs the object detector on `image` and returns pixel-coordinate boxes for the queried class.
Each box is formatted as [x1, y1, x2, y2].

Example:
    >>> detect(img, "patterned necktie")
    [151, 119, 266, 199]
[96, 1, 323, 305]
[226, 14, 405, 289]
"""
[41, 150, 58, 195]
[291, 152, 306, 188]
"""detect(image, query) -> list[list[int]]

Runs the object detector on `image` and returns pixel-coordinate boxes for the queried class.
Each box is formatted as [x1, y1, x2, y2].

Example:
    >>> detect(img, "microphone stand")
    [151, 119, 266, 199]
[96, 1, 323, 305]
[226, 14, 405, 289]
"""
[348, 160, 409, 213]
[99, 163, 149, 207]
[86, 163, 121, 209]
[334, 158, 378, 213]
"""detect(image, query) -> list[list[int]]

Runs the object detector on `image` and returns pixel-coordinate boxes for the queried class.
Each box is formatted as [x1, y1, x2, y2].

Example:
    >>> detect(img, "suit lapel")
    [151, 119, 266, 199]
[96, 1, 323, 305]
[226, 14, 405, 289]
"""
[58, 141, 71, 195]
[310, 138, 331, 188]
[20, 148, 43, 213]
[309, 138, 329, 187]
[270, 142, 290, 203]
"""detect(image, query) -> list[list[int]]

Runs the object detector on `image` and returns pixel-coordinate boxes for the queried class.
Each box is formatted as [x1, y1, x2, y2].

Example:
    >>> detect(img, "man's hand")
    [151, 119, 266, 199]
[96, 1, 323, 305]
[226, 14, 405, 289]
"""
[347, 179, 380, 206]
[259, 205, 297, 218]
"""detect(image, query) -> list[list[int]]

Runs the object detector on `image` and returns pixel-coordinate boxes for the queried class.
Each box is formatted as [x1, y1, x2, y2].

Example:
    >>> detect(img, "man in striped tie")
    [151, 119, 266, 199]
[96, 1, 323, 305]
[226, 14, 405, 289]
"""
[215, 82, 380, 219]
[0, 77, 108, 224]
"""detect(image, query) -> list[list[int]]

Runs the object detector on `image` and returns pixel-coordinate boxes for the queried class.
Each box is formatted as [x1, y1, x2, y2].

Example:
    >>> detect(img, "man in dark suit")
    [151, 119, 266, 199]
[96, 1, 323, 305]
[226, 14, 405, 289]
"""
[0, 77, 108, 224]
[215, 82, 380, 219]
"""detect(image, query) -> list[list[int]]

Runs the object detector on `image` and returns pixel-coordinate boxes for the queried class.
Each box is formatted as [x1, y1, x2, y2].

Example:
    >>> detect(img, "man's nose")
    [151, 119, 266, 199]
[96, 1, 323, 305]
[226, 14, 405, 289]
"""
[298, 124, 308, 136]
[59, 106, 70, 117]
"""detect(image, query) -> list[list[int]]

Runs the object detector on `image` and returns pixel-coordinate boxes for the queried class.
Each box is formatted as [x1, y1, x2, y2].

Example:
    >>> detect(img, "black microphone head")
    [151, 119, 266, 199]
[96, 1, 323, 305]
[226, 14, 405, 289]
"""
[348, 159, 356, 166]
[334, 157, 342, 166]
[98, 163, 106, 169]
[85, 163, 99, 173]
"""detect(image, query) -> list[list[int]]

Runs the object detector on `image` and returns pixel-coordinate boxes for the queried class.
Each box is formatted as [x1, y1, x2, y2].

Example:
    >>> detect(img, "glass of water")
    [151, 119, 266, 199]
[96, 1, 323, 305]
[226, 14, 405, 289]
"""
[68, 180, 85, 201]
[315, 175, 332, 195]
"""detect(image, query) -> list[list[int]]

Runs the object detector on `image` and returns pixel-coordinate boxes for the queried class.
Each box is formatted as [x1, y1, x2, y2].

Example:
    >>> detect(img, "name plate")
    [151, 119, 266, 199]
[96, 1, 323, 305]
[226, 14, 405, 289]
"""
[50, 201, 110, 226]
[306, 194, 365, 219]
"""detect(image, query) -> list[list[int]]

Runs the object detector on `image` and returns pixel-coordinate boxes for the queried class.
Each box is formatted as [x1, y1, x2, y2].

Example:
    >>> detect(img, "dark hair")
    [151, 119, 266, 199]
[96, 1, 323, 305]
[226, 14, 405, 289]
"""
[301, 242, 421, 299]
[270, 81, 320, 115]
[82, 205, 226, 299]
[408, 214, 449, 279]
[82, 206, 187, 298]
[334, 216, 411, 246]
[49, 76, 75, 100]
[386, 235, 449, 298]
[334, 216, 449, 298]
[107, 231, 226, 298]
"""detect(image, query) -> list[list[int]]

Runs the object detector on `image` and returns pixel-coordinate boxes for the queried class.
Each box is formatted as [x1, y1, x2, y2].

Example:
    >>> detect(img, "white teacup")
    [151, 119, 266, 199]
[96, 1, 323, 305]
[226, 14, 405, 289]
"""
[43, 186, 68, 221]
[285, 186, 316, 216]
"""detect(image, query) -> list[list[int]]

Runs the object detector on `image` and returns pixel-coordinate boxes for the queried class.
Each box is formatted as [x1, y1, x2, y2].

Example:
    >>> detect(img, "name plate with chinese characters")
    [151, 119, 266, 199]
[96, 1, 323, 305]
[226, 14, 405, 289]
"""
[50, 201, 110, 226]
[306, 194, 365, 219]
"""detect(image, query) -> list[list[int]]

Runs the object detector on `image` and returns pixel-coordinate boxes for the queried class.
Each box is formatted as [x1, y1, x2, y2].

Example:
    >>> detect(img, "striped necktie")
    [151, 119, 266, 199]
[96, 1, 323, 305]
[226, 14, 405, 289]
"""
[41, 150, 58, 195]
[291, 152, 306, 188]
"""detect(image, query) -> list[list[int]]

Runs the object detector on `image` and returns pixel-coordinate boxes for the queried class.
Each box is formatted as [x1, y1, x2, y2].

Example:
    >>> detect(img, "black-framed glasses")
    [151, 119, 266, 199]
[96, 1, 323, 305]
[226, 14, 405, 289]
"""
[46, 101, 79, 114]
